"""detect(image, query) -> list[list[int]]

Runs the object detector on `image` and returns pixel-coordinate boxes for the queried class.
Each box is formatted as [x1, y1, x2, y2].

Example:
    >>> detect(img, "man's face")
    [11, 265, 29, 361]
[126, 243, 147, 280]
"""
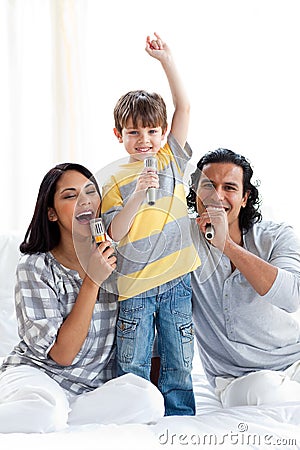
[196, 162, 249, 229]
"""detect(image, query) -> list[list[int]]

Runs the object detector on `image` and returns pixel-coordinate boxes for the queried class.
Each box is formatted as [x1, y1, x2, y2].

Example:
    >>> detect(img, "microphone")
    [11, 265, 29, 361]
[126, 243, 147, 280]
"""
[144, 156, 157, 206]
[205, 224, 215, 241]
[89, 218, 108, 245]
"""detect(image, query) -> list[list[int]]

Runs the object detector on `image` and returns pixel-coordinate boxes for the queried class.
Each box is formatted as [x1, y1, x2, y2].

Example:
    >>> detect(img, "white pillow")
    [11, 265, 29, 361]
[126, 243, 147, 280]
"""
[0, 232, 23, 357]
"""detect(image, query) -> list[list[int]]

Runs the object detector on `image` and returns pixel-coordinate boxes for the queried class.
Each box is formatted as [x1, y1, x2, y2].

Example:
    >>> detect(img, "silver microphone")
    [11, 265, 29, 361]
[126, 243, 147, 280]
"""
[144, 156, 157, 206]
[205, 224, 215, 241]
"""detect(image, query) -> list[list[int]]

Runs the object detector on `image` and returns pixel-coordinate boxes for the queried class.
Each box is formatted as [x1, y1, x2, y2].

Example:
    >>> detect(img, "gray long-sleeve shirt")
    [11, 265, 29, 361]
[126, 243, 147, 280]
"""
[191, 219, 300, 387]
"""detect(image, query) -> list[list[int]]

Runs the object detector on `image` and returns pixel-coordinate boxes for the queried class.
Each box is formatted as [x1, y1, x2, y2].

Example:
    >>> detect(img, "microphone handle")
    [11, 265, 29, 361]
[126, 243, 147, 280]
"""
[205, 224, 215, 241]
[147, 187, 156, 206]
[144, 156, 157, 206]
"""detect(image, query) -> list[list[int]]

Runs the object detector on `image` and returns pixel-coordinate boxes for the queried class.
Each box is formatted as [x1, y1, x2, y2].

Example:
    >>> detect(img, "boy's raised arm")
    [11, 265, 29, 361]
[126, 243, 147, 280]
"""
[145, 32, 190, 148]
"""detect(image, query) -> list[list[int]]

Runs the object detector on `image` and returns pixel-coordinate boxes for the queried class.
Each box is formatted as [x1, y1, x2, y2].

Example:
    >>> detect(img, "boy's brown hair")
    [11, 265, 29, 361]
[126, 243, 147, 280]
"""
[114, 90, 167, 134]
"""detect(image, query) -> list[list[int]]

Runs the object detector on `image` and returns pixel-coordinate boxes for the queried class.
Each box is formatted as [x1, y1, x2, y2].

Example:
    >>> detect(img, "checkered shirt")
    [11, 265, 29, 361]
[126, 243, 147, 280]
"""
[0, 252, 118, 395]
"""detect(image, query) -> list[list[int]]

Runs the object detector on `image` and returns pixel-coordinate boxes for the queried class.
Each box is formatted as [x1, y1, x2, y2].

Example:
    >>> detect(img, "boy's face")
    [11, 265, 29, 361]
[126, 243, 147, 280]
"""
[114, 117, 166, 162]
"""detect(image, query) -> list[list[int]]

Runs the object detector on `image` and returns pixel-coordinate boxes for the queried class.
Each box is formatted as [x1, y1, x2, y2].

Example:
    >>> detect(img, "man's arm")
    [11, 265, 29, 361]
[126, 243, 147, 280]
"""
[145, 33, 190, 149]
[222, 239, 277, 296]
[196, 209, 277, 296]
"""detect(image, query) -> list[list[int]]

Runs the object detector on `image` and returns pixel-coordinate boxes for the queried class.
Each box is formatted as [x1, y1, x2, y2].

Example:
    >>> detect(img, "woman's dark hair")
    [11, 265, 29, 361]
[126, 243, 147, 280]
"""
[20, 163, 100, 254]
[186, 148, 262, 233]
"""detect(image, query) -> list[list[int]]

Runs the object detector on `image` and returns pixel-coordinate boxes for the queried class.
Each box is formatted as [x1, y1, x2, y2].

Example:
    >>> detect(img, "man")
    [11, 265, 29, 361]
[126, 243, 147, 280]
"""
[187, 148, 300, 407]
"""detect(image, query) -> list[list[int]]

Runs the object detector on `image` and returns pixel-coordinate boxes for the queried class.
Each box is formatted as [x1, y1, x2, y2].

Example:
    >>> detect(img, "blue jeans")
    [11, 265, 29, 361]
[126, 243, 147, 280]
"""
[117, 273, 195, 416]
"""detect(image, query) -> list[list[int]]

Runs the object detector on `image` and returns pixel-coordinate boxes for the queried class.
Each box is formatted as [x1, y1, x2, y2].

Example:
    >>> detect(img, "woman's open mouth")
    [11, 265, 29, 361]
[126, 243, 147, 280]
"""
[75, 210, 95, 224]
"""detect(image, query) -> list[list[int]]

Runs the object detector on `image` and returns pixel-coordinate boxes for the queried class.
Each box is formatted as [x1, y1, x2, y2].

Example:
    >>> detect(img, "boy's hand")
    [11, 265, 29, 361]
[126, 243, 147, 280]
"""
[134, 168, 159, 195]
[145, 31, 189, 148]
[145, 32, 171, 62]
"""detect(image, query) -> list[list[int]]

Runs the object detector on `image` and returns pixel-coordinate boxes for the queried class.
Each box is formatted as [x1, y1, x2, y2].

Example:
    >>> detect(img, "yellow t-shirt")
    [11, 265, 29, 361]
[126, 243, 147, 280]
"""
[101, 134, 201, 300]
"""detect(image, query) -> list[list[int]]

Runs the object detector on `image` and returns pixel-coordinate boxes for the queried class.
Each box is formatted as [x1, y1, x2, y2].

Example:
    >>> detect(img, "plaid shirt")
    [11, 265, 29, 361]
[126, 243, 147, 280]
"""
[0, 252, 118, 395]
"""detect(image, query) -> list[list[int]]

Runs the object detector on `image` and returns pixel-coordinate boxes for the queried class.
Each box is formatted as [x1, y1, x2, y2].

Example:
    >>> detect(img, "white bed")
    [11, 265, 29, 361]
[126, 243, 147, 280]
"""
[1, 232, 300, 450]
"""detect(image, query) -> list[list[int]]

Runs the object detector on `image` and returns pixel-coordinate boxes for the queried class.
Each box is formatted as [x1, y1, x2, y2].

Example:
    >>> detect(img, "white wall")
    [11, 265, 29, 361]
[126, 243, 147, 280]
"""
[0, 0, 299, 236]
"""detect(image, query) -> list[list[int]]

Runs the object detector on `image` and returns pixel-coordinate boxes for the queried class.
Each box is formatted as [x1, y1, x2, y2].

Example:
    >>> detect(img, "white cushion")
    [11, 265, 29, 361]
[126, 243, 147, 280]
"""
[0, 232, 22, 357]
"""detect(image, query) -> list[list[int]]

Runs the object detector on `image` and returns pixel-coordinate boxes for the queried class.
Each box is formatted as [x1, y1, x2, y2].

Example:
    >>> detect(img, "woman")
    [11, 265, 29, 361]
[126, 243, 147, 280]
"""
[0, 163, 164, 433]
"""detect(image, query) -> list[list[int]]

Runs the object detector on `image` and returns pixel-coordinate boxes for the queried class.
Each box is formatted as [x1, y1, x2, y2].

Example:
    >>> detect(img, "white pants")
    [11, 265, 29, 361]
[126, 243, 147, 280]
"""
[0, 366, 164, 433]
[216, 359, 300, 408]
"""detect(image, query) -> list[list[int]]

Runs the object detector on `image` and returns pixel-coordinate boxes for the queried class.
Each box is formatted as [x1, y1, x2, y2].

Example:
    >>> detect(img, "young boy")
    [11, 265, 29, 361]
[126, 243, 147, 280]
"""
[101, 33, 200, 416]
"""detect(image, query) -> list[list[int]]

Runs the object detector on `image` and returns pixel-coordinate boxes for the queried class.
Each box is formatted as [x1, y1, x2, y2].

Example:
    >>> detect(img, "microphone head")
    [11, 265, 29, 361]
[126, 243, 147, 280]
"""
[90, 218, 107, 245]
[144, 156, 157, 170]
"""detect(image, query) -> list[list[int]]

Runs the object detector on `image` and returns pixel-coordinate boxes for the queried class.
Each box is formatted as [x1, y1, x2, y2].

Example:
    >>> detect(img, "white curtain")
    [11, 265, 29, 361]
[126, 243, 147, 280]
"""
[1, 0, 300, 235]
[51, 0, 87, 162]
[0, 0, 53, 231]
[0, 0, 87, 232]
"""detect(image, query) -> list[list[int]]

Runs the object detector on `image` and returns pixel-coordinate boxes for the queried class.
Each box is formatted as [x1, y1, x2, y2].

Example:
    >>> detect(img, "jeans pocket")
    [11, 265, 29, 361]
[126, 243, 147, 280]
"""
[180, 273, 192, 292]
[172, 290, 192, 318]
[117, 317, 139, 363]
[179, 321, 194, 368]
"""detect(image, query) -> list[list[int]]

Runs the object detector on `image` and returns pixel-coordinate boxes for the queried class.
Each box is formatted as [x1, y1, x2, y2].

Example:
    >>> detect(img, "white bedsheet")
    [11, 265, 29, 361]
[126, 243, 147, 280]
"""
[1, 370, 300, 450]
[153, 367, 300, 449]
[1, 232, 300, 449]
[0, 352, 299, 449]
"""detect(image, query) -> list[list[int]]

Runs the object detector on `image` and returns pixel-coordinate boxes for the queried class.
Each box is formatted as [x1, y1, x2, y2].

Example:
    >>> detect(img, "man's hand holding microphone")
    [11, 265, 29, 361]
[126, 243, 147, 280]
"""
[196, 205, 228, 250]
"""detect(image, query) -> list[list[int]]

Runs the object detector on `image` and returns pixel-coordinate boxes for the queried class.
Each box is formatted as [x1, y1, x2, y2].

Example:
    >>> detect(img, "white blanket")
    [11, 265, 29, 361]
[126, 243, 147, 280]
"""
[1, 232, 300, 449]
